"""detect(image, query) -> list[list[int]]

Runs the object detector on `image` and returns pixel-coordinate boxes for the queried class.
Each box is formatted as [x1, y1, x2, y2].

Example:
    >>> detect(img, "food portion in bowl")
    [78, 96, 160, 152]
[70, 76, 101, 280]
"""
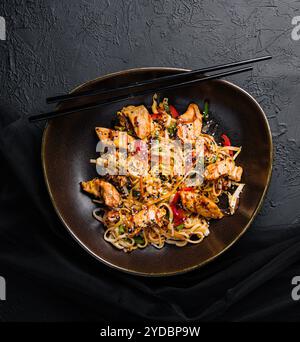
[81, 95, 244, 252]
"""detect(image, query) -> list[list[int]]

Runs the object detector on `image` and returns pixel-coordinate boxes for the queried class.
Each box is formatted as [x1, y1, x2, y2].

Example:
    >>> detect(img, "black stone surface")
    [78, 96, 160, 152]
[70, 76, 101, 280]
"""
[1, 0, 300, 226]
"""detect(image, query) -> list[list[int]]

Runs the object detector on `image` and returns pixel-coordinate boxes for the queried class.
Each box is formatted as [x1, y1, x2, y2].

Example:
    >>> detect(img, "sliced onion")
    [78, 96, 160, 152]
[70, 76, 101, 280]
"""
[228, 184, 245, 215]
[122, 186, 129, 196]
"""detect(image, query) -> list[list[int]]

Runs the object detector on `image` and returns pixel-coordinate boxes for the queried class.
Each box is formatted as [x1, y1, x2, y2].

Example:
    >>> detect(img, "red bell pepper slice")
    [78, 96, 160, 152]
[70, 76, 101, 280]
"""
[221, 134, 233, 156]
[171, 206, 186, 226]
[151, 113, 162, 120]
[221, 134, 231, 146]
[181, 187, 195, 192]
[170, 191, 186, 225]
[170, 192, 180, 206]
[169, 105, 179, 118]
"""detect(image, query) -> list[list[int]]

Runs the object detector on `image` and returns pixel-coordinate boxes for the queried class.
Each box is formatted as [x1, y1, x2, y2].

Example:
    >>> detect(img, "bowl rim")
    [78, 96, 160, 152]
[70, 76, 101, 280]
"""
[42, 66, 273, 277]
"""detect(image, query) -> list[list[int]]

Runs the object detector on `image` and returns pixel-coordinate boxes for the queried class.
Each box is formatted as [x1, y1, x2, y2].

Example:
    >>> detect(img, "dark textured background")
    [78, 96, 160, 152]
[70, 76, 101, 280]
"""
[0, 0, 300, 322]
[1, 0, 300, 226]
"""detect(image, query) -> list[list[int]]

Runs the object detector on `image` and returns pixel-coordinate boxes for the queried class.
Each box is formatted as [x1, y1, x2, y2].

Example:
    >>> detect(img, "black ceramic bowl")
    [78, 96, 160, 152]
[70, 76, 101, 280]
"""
[42, 67, 272, 276]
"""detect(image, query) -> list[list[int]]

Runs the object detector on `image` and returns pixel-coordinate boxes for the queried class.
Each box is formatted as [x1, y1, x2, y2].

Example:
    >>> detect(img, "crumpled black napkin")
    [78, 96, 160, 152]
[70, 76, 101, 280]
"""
[0, 104, 299, 322]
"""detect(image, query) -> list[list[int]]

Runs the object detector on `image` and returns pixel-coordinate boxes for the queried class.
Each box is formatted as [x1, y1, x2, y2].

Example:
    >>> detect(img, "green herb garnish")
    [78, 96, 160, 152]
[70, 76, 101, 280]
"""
[211, 155, 217, 163]
[132, 189, 141, 198]
[118, 225, 125, 234]
[167, 123, 177, 138]
[134, 235, 145, 245]
[175, 224, 185, 231]
[203, 101, 209, 121]
[163, 98, 170, 114]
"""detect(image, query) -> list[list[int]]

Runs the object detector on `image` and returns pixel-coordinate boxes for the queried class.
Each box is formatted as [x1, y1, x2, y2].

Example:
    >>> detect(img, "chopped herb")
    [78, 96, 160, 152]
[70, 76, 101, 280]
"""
[128, 129, 135, 136]
[134, 235, 145, 245]
[211, 155, 217, 163]
[118, 225, 125, 234]
[167, 123, 177, 138]
[175, 223, 185, 231]
[132, 189, 141, 198]
[163, 98, 170, 114]
[203, 101, 209, 121]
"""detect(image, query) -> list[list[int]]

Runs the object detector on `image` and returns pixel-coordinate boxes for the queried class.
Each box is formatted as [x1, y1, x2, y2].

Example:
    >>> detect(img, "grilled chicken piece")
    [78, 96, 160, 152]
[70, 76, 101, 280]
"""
[180, 191, 223, 219]
[126, 154, 148, 177]
[204, 159, 243, 182]
[121, 105, 152, 139]
[95, 127, 135, 149]
[95, 127, 111, 141]
[105, 175, 131, 195]
[81, 178, 121, 207]
[229, 165, 243, 182]
[177, 104, 203, 142]
[133, 205, 166, 229]
[179, 103, 202, 123]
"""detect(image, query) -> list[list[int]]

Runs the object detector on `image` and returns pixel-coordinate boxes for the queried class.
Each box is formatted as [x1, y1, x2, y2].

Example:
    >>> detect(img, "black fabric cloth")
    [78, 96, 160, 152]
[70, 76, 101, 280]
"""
[0, 107, 299, 322]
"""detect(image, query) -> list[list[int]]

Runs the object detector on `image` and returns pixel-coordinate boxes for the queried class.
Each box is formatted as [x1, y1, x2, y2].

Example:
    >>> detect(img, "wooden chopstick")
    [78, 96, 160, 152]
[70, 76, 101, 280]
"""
[28, 66, 253, 123]
[46, 55, 271, 104]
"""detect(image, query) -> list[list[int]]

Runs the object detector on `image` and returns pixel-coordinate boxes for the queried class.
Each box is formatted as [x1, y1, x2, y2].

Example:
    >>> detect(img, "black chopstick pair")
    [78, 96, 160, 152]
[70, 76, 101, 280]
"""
[28, 55, 271, 123]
